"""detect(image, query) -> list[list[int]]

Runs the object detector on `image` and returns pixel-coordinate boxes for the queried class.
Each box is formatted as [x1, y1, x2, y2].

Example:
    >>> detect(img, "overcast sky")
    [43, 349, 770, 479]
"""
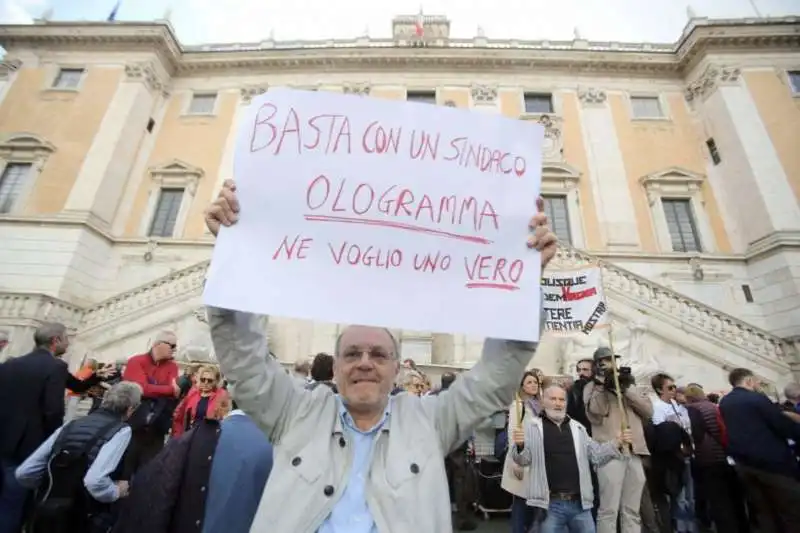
[0, 0, 798, 45]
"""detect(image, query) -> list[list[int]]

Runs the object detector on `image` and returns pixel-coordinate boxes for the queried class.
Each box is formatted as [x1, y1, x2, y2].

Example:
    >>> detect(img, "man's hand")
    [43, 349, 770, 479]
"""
[616, 429, 633, 448]
[512, 427, 525, 447]
[172, 379, 181, 398]
[528, 196, 558, 270]
[116, 480, 130, 498]
[95, 364, 116, 379]
[205, 179, 239, 236]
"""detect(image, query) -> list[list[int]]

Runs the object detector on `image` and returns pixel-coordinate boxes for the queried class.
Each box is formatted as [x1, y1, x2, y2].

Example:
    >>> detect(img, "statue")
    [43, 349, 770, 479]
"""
[686, 5, 697, 19]
[476, 25, 485, 38]
[573, 26, 583, 40]
[40, 7, 54, 21]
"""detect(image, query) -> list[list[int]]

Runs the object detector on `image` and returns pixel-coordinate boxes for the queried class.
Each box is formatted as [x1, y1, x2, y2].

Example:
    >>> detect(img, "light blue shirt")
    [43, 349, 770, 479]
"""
[318, 396, 391, 533]
[15, 425, 131, 503]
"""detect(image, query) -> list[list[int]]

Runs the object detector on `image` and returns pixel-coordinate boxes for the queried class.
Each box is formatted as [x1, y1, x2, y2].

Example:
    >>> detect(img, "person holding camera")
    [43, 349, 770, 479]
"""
[583, 347, 653, 533]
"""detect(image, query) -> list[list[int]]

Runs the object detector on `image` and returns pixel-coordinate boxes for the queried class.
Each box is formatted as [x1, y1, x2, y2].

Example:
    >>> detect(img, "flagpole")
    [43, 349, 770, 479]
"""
[598, 260, 631, 452]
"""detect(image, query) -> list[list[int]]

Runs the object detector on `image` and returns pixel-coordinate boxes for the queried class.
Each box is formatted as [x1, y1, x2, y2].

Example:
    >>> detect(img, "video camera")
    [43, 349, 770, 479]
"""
[603, 366, 635, 391]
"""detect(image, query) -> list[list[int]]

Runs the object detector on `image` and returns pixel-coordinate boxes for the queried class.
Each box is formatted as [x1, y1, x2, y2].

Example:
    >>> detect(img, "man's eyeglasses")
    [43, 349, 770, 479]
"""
[162, 342, 177, 350]
[199, 378, 215, 385]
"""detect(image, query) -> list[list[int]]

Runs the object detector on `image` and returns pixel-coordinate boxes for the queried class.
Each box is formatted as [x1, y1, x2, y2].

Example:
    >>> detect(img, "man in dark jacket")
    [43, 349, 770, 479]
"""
[0, 322, 106, 533]
[567, 358, 594, 433]
[15, 382, 141, 533]
[720, 367, 800, 533]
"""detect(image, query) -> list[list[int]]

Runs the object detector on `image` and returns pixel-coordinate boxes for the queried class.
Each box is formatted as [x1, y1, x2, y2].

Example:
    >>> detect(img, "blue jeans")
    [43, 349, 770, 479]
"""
[0, 460, 28, 533]
[512, 495, 536, 533]
[540, 499, 596, 533]
[671, 459, 697, 533]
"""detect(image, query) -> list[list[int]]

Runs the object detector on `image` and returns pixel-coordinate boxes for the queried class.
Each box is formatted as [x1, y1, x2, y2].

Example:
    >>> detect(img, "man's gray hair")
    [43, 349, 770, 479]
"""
[101, 382, 143, 415]
[785, 382, 800, 401]
[542, 382, 567, 394]
[33, 322, 67, 348]
[153, 330, 176, 345]
[334, 327, 400, 359]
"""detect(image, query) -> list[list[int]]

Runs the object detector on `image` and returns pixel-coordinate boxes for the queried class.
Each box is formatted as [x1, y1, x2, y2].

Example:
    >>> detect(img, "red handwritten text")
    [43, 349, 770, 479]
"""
[464, 255, 524, 291]
[272, 234, 313, 261]
[327, 241, 403, 269]
[250, 103, 352, 155]
[362, 121, 402, 154]
[305, 175, 498, 244]
[444, 137, 527, 178]
[413, 252, 452, 273]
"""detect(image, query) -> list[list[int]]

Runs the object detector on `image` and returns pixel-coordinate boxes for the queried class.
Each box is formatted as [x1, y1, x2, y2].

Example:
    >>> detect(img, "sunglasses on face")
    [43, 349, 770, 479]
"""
[199, 378, 215, 384]
[162, 342, 177, 350]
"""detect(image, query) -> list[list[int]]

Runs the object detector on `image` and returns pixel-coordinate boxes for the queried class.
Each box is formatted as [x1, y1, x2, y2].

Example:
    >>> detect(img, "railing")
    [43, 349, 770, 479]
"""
[0, 292, 85, 330]
[79, 261, 209, 331]
[73, 247, 788, 363]
[552, 247, 786, 361]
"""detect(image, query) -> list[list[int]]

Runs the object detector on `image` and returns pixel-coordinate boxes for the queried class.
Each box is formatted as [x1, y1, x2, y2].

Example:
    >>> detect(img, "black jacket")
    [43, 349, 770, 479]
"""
[0, 348, 100, 463]
[720, 386, 800, 477]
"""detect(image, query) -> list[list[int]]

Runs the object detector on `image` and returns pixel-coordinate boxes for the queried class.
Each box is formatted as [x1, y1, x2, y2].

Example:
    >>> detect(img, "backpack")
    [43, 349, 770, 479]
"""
[30, 419, 123, 533]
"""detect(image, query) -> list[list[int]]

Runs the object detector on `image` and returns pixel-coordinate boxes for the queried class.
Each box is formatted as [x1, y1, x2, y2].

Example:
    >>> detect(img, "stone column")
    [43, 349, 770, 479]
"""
[686, 65, 800, 338]
[431, 333, 455, 364]
[64, 62, 168, 228]
[0, 58, 22, 109]
[577, 88, 641, 250]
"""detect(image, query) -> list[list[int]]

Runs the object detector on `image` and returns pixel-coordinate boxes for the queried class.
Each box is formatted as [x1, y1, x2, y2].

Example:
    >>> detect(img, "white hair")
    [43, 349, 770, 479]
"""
[101, 382, 143, 415]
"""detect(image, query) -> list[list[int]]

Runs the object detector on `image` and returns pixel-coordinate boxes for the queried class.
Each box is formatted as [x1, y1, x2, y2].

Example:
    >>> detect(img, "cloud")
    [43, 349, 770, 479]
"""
[0, 0, 48, 24]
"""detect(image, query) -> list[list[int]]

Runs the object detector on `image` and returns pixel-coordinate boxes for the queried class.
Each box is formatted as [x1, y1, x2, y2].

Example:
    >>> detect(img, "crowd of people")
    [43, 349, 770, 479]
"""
[0, 180, 798, 533]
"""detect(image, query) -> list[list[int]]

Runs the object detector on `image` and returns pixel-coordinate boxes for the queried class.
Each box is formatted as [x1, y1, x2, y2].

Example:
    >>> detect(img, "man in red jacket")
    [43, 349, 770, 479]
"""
[122, 330, 180, 476]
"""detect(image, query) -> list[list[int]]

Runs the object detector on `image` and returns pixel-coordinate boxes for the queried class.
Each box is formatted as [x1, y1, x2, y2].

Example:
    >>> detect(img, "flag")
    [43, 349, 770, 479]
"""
[414, 8, 424, 37]
[107, 0, 121, 22]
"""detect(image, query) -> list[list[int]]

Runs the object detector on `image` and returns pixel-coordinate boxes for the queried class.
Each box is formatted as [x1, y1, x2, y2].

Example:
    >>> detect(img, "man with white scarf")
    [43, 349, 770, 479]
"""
[511, 383, 632, 532]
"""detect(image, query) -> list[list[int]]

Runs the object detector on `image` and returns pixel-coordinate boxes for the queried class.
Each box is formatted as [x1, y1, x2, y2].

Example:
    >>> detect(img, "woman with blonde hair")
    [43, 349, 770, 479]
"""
[402, 370, 427, 397]
[171, 364, 229, 437]
[501, 370, 542, 533]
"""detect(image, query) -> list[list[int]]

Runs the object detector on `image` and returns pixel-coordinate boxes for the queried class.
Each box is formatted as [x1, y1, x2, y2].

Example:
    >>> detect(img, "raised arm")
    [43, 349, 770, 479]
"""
[207, 307, 306, 444]
[424, 327, 541, 454]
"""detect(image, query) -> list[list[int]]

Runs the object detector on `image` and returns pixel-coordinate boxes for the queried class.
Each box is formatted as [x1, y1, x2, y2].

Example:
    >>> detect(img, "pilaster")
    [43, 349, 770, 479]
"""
[577, 87, 640, 250]
[64, 62, 168, 228]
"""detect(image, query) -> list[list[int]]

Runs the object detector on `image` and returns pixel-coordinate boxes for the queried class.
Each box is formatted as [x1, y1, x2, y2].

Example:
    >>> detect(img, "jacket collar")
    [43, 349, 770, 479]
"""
[333, 394, 393, 436]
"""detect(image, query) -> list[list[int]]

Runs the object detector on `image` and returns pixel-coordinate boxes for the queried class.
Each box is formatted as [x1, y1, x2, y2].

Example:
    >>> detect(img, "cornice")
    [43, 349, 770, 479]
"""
[0, 17, 797, 77]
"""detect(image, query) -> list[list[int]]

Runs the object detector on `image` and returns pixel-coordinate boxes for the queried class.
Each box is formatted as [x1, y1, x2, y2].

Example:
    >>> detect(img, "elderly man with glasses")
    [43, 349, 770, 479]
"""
[202, 180, 558, 533]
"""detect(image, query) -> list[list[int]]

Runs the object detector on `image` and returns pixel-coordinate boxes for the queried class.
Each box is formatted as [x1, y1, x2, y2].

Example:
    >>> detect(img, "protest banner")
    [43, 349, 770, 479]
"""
[203, 88, 544, 341]
[541, 266, 607, 335]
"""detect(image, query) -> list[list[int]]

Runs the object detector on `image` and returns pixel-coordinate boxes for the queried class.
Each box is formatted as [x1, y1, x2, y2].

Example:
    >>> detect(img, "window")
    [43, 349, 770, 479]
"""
[541, 195, 572, 245]
[661, 199, 701, 252]
[630, 96, 664, 119]
[52, 68, 84, 89]
[407, 91, 436, 104]
[523, 93, 553, 114]
[188, 93, 217, 114]
[742, 284, 754, 303]
[0, 163, 32, 214]
[148, 188, 184, 237]
[401, 338, 432, 365]
[706, 138, 721, 165]
[789, 71, 800, 94]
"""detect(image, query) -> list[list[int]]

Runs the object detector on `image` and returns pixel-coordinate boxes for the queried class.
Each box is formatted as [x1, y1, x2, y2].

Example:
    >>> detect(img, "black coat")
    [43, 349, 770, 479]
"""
[0, 348, 99, 464]
[113, 419, 222, 533]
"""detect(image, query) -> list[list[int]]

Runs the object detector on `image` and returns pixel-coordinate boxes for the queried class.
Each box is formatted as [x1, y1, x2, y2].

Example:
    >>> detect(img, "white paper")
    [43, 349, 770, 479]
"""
[204, 88, 544, 341]
[541, 267, 608, 335]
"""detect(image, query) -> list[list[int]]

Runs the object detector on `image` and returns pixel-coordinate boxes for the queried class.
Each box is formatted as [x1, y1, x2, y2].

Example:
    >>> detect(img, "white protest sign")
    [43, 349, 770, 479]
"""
[541, 266, 607, 335]
[203, 88, 544, 341]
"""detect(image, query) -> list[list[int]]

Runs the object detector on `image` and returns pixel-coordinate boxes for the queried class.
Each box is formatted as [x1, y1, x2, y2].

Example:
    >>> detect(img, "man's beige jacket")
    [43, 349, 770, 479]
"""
[208, 307, 542, 533]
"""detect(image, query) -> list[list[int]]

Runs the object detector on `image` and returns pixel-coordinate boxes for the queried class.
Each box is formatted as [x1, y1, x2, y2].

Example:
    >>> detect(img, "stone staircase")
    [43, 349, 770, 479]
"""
[68, 248, 791, 368]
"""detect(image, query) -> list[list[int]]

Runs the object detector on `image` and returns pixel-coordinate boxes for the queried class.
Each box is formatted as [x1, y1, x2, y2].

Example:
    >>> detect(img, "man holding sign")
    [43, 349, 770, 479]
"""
[202, 179, 556, 532]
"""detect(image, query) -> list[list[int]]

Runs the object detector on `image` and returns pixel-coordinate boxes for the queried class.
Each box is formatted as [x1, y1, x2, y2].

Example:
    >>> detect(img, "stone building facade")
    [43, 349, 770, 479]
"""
[0, 13, 798, 392]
